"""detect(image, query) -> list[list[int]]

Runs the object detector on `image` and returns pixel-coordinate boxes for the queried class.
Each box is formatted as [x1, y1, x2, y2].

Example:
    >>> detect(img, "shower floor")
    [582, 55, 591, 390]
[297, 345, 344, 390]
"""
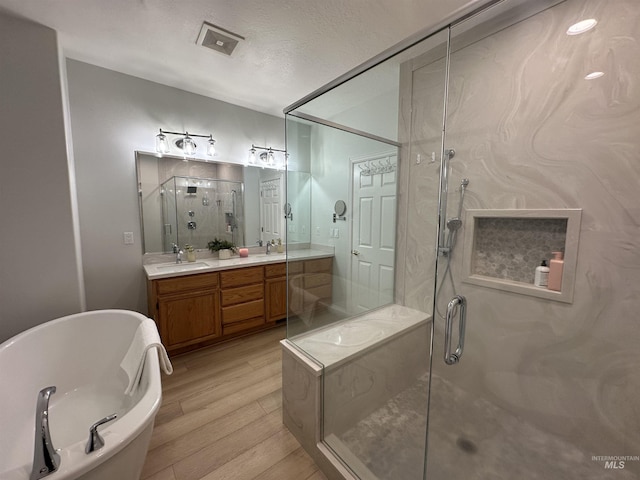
[329, 373, 636, 480]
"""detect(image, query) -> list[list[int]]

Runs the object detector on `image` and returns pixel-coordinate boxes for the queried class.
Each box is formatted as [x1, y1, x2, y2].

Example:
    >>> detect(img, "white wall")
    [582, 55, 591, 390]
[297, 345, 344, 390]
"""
[65, 60, 284, 313]
[0, 13, 84, 342]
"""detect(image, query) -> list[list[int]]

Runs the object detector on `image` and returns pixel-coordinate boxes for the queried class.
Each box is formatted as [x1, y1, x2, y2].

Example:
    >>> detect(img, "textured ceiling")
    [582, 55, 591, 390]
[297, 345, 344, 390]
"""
[0, 0, 472, 117]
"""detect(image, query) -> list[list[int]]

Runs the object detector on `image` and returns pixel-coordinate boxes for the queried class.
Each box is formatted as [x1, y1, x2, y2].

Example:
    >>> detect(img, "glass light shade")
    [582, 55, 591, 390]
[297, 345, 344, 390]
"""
[268, 149, 275, 165]
[207, 137, 216, 156]
[182, 134, 196, 156]
[249, 148, 257, 164]
[155, 131, 170, 154]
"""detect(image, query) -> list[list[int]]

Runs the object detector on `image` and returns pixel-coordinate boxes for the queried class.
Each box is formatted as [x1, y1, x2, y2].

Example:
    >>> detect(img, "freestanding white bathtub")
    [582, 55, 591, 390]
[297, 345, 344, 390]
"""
[0, 310, 165, 480]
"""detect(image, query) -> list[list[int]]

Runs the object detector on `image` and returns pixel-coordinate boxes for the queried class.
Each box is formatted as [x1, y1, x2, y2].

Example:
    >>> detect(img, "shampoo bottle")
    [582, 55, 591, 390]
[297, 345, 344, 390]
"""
[548, 251, 564, 291]
[534, 260, 549, 287]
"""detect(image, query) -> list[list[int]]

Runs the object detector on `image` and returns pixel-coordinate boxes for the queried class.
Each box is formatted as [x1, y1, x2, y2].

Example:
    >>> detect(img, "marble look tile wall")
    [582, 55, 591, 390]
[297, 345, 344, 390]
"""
[397, 0, 640, 475]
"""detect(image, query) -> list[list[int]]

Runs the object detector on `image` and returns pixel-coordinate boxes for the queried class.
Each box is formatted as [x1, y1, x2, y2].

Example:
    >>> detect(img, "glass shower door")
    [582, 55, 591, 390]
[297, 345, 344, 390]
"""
[425, 0, 640, 478]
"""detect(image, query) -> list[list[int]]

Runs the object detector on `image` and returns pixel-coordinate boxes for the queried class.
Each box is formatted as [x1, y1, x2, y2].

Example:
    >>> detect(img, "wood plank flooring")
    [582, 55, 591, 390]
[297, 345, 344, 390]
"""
[141, 325, 328, 480]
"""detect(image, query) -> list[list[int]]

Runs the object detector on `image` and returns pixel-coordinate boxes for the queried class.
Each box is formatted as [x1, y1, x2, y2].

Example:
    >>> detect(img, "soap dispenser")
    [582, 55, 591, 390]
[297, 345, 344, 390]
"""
[534, 260, 549, 287]
[548, 251, 564, 291]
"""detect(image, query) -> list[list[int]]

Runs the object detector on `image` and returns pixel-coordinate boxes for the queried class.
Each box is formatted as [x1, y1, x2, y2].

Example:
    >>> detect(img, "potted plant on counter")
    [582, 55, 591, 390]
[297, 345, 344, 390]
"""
[207, 238, 238, 260]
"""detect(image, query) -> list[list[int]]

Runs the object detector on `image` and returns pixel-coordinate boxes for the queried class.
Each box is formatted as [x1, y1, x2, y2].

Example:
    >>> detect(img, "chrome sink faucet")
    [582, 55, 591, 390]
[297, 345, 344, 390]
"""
[265, 242, 272, 255]
[171, 243, 183, 263]
[31, 386, 60, 480]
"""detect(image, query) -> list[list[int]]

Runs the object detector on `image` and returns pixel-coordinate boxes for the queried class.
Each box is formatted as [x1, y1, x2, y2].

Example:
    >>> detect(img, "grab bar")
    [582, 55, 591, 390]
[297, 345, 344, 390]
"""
[30, 386, 60, 480]
[444, 295, 466, 365]
[85, 413, 118, 454]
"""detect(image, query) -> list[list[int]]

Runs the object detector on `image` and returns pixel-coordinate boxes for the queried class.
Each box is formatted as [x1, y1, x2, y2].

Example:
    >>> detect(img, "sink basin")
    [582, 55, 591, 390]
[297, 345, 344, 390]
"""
[156, 262, 210, 272]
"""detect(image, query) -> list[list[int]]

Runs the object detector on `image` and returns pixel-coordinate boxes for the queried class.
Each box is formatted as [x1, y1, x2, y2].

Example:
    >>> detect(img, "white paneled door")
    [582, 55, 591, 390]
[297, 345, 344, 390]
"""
[350, 154, 397, 313]
[260, 176, 283, 245]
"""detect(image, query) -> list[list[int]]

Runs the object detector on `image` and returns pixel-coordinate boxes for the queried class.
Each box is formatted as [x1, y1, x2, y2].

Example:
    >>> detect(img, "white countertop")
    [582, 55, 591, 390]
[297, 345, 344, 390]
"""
[144, 248, 334, 280]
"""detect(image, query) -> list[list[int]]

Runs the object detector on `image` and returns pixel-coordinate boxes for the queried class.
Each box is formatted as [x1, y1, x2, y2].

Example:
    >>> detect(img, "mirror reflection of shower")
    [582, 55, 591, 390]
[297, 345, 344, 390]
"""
[230, 189, 238, 246]
[160, 176, 245, 251]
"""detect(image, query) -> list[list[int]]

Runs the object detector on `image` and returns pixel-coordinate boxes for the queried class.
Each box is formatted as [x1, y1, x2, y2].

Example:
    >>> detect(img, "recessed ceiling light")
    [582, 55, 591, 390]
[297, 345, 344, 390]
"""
[567, 19, 598, 35]
[584, 71, 605, 80]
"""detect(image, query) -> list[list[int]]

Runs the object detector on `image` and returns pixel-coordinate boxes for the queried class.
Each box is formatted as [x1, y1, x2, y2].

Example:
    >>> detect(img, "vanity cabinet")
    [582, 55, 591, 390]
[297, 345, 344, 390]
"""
[149, 272, 221, 354]
[220, 266, 265, 335]
[147, 255, 334, 355]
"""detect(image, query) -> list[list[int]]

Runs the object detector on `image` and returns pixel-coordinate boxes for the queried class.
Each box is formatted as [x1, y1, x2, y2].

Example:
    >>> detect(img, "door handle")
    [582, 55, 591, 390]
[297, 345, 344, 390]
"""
[351, 250, 360, 256]
[444, 295, 466, 365]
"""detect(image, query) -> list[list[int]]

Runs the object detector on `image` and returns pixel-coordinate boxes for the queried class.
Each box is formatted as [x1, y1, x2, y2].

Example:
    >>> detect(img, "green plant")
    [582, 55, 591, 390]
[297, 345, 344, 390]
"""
[207, 237, 238, 253]
[184, 244, 194, 253]
[276, 238, 282, 246]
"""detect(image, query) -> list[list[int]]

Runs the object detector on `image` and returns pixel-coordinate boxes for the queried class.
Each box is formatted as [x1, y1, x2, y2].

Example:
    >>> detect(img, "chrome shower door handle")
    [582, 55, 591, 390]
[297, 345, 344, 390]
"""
[444, 295, 466, 365]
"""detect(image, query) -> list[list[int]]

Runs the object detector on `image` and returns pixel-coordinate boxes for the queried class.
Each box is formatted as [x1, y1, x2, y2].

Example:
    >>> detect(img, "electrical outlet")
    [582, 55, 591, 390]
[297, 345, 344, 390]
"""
[123, 232, 134, 245]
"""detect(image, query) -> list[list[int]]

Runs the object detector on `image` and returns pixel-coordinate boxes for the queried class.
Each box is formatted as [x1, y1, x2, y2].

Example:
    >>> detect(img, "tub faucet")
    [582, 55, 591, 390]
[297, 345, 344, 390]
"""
[85, 413, 117, 454]
[171, 243, 183, 263]
[31, 386, 60, 480]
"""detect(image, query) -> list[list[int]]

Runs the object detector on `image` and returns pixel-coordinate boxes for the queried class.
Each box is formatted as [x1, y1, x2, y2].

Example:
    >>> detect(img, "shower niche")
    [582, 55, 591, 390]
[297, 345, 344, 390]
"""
[160, 176, 245, 252]
[461, 208, 582, 303]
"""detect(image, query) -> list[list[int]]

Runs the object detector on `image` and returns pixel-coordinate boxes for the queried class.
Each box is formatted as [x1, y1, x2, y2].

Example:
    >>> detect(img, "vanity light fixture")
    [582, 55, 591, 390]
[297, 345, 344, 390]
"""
[155, 129, 217, 157]
[248, 144, 287, 169]
[566, 18, 597, 35]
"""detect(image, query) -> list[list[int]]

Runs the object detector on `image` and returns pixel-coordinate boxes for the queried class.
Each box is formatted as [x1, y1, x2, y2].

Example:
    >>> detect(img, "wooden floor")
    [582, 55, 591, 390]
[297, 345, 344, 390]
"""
[141, 325, 328, 480]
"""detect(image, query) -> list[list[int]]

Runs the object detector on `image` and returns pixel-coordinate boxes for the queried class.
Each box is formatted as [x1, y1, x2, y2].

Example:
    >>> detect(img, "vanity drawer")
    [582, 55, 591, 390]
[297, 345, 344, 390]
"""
[304, 272, 332, 289]
[288, 261, 304, 275]
[220, 266, 264, 288]
[156, 272, 219, 295]
[265, 262, 286, 278]
[304, 257, 333, 274]
[221, 283, 264, 307]
[222, 299, 265, 324]
[223, 316, 265, 335]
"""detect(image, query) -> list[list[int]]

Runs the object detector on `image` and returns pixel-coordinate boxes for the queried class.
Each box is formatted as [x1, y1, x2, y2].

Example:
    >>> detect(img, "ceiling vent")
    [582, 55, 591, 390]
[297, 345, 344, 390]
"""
[196, 22, 244, 56]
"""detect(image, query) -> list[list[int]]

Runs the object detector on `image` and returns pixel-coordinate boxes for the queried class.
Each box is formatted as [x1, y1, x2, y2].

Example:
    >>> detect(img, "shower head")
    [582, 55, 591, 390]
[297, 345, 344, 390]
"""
[461, 178, 469, 188]
[447, 217, 463, 230]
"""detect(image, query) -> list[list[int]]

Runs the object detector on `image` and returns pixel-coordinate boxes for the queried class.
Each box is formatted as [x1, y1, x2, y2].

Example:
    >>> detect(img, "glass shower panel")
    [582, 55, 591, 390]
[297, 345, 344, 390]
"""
[425, 0, 640, 478]
[286, 25, 451, 479]
[285, 115, 398, 341]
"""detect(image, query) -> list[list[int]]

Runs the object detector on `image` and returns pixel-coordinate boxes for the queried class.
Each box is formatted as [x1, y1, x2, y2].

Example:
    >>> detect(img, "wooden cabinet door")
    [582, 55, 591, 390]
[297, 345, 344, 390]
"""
[265, 277, 287, 322]
[158, 290, 221, 348]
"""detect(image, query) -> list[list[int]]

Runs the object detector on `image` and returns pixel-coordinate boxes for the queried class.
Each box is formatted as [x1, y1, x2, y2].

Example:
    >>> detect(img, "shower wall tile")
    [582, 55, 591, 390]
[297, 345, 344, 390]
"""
[398, 0, 640, 469]
[323, 322, 429, 437]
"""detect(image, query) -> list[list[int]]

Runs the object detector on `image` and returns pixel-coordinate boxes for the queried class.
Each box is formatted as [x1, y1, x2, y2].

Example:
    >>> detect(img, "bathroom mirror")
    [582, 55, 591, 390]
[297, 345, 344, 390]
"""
[136, 151, 312, 253]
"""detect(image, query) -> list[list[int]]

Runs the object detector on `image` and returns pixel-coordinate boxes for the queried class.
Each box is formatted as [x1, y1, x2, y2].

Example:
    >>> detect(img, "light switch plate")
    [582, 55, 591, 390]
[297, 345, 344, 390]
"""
[123, 232, 134, 245]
